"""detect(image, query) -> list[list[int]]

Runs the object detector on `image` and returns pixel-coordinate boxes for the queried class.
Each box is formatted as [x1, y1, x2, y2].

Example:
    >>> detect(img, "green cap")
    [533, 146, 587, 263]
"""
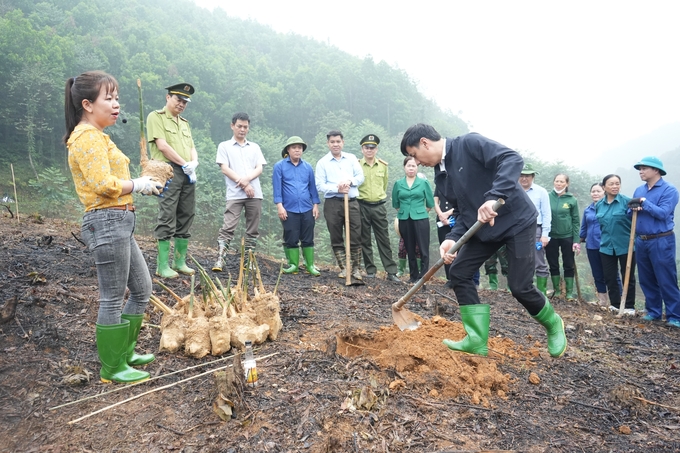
[282, 136, 307, 158]
[520, 163, 539, 175]
[165, 83, 194, 102]
[360, 134, 380, 147]
[634, 156, 666, 175]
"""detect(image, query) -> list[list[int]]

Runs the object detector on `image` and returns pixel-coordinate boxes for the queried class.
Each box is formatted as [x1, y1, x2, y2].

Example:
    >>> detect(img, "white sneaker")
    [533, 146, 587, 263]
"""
[623, 308, 636, 316]
[608, 306, 618, 312]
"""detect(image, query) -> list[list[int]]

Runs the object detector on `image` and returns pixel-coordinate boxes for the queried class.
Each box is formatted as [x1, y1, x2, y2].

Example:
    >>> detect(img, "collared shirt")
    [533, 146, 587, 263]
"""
[272, 157, 320, 213]
[524, 183, 551, 237]
[596, 193, 632, 255]
[67, 124, 133, 212]
[216, 138, 266, 200]
[315, 151, 364, 199]
[358, 158, 388, 202]
[147, 107, 195, 162]
[632, 178, 678, 235]
[579, 203, 601, 250]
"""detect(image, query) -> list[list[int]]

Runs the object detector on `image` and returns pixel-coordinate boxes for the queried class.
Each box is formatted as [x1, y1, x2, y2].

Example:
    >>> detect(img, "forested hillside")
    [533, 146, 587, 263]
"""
[0, 0, 473, 262]
[0, 0, 466, 176]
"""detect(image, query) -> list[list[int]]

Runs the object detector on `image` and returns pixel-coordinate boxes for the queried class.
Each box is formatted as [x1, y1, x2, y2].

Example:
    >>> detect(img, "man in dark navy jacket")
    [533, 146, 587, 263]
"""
[400, 123, 567, 358]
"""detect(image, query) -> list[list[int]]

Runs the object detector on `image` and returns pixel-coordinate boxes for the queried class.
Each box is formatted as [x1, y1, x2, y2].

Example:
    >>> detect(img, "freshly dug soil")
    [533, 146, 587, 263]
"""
[1, 215, 679, 452]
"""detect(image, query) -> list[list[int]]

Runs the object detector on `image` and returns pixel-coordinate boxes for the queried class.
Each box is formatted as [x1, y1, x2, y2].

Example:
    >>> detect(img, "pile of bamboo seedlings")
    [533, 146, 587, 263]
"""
[149, 246, 283, 359]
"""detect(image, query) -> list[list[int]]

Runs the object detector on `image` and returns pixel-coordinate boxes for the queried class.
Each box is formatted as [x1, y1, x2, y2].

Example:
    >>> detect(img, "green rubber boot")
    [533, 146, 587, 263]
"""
[302, 247, 321, 276]
[565, 277, 576, 301]
[156, 240, 179, 279]
[536, 276, 548, 297]
[488, 273, 498, 290]
[120, 314, 155, 366]
[550, 275, 561, 297]
[96, 321, 150, 383]
[283, 247, 299, 274]
[532, 299, 568, 357]
[396, 259, 407, 277]
[172, 238, 195, 275]
[443, 304, 490, 356]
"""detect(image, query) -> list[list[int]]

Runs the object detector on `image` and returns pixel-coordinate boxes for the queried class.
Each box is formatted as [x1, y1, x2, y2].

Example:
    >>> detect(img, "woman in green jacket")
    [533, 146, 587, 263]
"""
[546, 174, 581, 300]
[392, 156, 435, 283]
[595, 174, 635, 314]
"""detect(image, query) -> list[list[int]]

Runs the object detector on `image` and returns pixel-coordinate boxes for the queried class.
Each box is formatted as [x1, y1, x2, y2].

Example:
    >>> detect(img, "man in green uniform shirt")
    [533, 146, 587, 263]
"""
[357, 134, 400, 282]
[146, 83, 199, 279]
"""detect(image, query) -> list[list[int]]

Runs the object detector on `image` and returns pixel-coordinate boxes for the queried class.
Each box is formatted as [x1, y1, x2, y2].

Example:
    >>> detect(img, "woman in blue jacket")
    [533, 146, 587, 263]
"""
[580, 183, 620, 306]
[595, 174, 636, 314]
[392, 156, 435, 283]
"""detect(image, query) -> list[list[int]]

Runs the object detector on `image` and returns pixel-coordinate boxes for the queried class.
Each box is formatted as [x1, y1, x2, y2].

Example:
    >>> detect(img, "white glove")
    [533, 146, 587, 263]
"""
[182, 161, 199, 175]
[187, 172, 197, 184]
[131, 176, 163, 196]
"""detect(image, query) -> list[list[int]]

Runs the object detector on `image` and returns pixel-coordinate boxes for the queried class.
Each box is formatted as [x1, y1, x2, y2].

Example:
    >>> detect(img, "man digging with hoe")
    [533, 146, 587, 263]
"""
[399, 124, 567, 358]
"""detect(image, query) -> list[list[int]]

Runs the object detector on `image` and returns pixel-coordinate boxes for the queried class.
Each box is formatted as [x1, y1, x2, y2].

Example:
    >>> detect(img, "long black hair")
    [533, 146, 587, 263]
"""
[63, 71, 118, 144]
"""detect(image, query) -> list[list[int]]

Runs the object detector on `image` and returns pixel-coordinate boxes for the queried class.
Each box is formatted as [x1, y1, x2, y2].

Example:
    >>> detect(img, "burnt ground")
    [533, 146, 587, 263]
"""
[1, 214, 679, 453]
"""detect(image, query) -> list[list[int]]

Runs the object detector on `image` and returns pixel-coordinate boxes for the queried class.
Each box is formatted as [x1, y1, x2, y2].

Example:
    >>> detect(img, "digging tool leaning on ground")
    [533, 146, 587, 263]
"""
[400, 123, 567, 358]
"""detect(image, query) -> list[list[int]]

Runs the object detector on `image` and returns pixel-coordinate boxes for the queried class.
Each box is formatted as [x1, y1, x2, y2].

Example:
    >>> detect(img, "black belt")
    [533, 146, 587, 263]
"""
[537, 224, 542, 228]
[638, 231, 673, 240]
[358, 199, 386, 206]
[330, 197, 356, 202]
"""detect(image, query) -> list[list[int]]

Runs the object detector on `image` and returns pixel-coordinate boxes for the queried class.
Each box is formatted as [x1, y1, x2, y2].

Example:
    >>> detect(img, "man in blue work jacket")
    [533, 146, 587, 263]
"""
[630, 156, 680, 328]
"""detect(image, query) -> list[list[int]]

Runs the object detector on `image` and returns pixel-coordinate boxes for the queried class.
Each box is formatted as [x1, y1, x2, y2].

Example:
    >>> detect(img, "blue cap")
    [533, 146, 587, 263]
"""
[634, 156, 666, 176]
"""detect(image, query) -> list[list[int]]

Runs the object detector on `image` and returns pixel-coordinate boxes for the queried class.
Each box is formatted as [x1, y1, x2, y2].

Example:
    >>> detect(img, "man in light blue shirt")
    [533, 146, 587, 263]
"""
[315, 130, 365, 280]
[519, 164, 551, 296]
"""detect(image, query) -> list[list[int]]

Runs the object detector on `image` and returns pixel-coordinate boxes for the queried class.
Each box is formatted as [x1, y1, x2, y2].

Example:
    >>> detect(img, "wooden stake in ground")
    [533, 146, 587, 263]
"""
[10, 163, 19, 222]
[618, 210, 637, 316]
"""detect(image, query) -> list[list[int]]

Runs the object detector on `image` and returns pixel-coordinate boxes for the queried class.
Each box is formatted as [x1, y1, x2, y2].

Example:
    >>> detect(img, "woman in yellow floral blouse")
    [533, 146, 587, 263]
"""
[65, 71, 163, 383]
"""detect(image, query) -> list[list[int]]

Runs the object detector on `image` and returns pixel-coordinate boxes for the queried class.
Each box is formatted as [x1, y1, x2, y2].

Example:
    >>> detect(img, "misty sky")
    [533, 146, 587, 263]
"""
[193, 0, 680, 167]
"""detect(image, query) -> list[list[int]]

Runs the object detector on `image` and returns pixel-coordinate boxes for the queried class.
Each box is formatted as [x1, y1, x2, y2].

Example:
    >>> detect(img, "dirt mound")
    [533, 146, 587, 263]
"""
[336, 316, 539, 405]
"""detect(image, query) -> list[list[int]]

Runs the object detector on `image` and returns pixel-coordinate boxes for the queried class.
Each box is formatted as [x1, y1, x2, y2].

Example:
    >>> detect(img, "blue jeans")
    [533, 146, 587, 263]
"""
[81, 210, 152, 325]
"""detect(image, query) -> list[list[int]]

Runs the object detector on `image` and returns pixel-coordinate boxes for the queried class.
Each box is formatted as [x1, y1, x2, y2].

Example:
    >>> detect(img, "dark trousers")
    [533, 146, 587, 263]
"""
[600, 252, 636, 309]
[586, 248, 609, 293]
[399, 218, 430, 281]
[439, 225, 480, 285]
[448, 222, 545, 316]
[484, 245, 508, 276]
[323, 197, 361, 252]
[154, 165, 196, 240]
[281, 210, 315, 249]
[359, 202, 397, 274]
[545, 237, 575, 278]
